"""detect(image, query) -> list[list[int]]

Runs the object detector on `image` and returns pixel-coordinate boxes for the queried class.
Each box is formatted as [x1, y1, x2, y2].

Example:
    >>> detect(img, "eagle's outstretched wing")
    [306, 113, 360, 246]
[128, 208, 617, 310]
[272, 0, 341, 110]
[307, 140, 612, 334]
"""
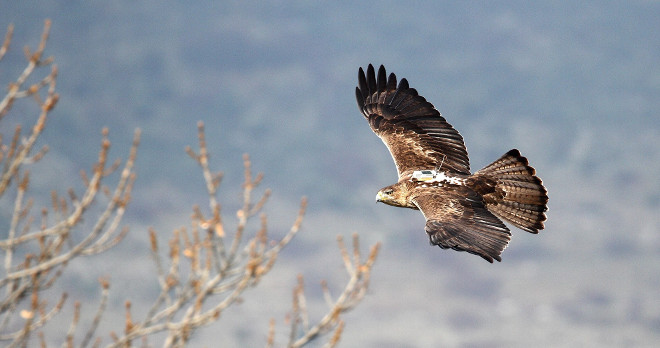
[412, 188, 511, 263]
[355, 64, 470, 177]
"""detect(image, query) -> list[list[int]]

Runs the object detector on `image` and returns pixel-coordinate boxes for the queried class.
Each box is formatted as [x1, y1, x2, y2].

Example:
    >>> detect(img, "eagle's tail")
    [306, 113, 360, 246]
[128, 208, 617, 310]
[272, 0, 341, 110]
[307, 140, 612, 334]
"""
[468, 149, 548, 233]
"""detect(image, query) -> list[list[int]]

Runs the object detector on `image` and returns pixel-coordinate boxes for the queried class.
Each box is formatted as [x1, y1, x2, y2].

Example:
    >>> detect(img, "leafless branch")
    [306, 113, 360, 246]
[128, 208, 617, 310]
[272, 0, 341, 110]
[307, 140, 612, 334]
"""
[107, 122, 307, 347]
[278, 234, 381, 348]
[0, 20, 139, 347]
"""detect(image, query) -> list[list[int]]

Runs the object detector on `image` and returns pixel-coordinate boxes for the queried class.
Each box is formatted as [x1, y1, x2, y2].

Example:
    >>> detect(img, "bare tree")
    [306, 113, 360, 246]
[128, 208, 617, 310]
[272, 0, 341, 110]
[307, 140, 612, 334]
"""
[0, 19, 139, 347]
[0, 20, 379, 347]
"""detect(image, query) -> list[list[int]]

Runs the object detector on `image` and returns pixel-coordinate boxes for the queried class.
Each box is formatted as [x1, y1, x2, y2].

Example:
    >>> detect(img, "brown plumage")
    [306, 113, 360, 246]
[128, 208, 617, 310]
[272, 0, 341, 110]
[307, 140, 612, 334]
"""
[356, 64, 548, 262]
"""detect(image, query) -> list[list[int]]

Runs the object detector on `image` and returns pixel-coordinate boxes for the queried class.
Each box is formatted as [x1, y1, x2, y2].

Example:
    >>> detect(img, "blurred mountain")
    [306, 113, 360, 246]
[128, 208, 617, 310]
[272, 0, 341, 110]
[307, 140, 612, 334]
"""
[1, 1, 659, 346]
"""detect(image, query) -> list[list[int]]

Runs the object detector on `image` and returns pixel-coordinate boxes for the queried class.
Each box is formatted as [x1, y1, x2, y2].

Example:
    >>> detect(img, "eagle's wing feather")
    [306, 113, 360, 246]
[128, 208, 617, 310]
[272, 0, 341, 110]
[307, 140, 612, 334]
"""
[412, 188, 511, 263]
[356, 64, 470, 177]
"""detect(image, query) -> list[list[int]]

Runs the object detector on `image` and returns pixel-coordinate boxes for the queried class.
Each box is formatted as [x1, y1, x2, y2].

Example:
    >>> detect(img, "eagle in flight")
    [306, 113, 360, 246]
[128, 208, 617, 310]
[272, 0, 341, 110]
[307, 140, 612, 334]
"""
[355, 64, 548, 262]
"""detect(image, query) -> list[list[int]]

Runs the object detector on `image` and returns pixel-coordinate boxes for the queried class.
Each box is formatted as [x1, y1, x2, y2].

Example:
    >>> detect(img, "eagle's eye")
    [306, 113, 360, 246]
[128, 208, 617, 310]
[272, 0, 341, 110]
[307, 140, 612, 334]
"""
[384, 189, 394, 195]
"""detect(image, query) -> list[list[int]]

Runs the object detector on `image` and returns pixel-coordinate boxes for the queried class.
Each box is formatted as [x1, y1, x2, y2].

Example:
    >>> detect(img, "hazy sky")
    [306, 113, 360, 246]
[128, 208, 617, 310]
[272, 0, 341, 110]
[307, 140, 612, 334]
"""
[2, 2, 659, 346]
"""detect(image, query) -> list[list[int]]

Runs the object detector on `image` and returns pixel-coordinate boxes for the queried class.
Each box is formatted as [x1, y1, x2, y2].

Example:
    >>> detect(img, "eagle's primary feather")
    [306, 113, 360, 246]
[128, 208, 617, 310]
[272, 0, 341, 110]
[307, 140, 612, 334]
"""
[356, 64, 548, 262]
[355, 64, 470, 177]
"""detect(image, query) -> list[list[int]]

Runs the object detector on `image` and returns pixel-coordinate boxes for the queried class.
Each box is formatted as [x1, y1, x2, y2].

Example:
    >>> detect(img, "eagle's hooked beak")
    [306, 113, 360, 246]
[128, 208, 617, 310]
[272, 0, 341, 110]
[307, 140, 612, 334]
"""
[376, 188, 401, 207]
[376, 190, 388, 203]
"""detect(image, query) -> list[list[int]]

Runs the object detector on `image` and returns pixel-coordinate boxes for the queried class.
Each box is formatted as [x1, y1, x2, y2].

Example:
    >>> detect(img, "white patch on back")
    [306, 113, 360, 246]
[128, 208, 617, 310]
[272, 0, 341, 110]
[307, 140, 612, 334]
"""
[411, 170, 464, 186]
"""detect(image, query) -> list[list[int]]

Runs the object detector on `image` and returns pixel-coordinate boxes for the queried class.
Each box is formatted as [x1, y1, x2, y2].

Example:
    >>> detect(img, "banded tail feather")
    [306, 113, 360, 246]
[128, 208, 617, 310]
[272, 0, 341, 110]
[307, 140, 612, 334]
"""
[470, 149, 548, 233]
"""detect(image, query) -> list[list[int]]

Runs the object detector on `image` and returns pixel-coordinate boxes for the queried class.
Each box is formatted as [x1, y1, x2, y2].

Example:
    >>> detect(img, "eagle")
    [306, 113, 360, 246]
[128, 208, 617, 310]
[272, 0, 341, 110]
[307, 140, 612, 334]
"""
[355, 64, 548, 262]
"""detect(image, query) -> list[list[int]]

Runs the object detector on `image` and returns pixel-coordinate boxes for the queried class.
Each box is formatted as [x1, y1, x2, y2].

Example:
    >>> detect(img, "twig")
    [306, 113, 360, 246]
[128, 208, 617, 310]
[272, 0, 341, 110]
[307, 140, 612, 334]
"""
[80, 278, 110, 348]
[285, 234, 380, 348]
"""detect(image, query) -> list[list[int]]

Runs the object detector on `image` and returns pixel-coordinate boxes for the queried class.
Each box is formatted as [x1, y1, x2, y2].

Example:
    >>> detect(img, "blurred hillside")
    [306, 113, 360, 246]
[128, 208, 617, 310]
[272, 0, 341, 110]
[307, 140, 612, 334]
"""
[1, 1, 659, 346]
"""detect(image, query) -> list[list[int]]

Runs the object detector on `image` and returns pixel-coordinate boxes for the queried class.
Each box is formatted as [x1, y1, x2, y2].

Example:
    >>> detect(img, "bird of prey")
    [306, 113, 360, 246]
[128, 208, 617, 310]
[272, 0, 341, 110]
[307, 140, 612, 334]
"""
[355, 64, 548, 262]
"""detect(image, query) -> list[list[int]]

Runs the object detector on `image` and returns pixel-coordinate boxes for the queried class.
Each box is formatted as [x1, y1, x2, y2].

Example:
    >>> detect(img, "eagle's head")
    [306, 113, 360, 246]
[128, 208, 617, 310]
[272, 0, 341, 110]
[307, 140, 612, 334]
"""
[376, 183, 416, 208]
